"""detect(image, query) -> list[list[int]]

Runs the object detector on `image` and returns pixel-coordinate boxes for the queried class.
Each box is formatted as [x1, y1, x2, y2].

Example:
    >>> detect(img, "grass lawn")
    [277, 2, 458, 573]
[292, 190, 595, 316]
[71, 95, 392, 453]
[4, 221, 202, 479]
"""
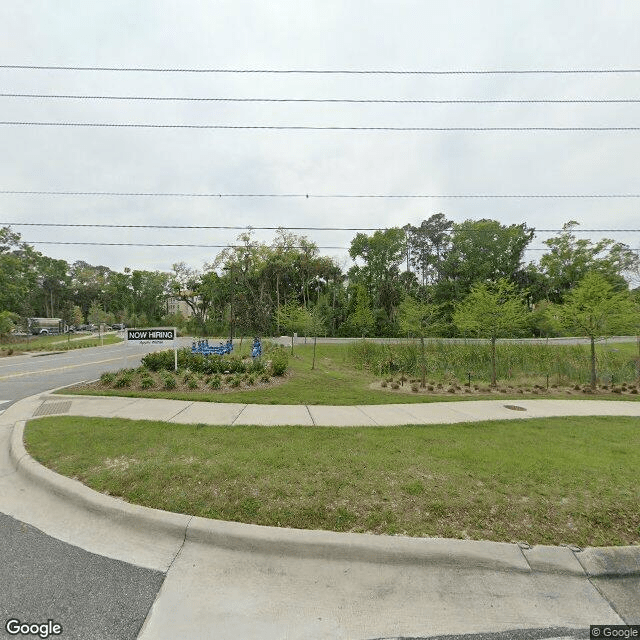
[1, 333, 122, 355]
[61, 342, 640, 405]
[25, 414, 640, 547]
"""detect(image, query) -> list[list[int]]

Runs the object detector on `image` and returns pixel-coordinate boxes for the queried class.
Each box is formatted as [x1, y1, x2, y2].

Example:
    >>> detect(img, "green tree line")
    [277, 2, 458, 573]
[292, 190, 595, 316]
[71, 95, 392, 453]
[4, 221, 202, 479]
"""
[1, 215, 638, 339]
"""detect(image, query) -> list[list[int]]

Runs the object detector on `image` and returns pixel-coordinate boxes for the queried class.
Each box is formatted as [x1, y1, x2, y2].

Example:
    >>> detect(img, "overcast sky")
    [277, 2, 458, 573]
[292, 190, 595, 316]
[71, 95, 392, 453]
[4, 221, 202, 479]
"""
[1, 1, 639, 274]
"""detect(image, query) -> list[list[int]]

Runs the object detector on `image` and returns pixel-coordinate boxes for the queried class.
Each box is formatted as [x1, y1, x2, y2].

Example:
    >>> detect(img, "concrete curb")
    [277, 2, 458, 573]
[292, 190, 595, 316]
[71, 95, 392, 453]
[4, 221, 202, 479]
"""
[10, 420, 191, 539]
[8, 394, 640, 577]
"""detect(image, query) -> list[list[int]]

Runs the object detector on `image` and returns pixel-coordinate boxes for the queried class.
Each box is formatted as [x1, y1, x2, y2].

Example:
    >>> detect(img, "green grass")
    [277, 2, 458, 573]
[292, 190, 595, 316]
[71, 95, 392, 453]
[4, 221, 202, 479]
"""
[348, 339, 640, 387]
[24, 415, 640, 546]
[1, 333, 122, 354]
[61, 342, 640, 405]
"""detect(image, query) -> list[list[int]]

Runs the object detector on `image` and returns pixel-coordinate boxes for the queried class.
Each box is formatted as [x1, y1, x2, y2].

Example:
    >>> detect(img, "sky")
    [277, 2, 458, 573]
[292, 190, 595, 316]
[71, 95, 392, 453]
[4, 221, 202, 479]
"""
[1, 0, 639, 275]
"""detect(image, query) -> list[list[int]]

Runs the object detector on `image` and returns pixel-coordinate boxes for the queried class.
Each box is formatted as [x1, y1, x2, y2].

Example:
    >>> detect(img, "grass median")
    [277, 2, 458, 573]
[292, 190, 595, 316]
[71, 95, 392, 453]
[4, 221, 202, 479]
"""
[24, 414, 640, 547]
[62, 342, 640, 405]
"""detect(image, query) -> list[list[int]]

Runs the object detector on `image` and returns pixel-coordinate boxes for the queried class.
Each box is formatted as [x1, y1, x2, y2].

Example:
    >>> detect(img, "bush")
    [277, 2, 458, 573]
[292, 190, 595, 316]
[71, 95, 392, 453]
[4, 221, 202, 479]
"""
[100, 372, 116, 385]
[270, 348, 289, 376]
[163, 374, 177, 389]
[141, 376, 155, 389]
[230, 374, 242, 388]
[114, 374, 132, 388]
[209, 375, 222, 389]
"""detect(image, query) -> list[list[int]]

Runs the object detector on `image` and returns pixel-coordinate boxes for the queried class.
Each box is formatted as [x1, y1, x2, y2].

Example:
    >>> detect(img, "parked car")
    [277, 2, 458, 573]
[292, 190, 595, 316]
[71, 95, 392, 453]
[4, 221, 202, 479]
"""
[112, 323, 125, 330]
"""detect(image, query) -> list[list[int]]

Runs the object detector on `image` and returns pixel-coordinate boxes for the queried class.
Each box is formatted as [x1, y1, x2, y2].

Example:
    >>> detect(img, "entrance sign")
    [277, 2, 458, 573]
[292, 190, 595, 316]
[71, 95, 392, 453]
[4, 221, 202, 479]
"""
[127, 328, 176, 343]
[127, 327, 177, 371]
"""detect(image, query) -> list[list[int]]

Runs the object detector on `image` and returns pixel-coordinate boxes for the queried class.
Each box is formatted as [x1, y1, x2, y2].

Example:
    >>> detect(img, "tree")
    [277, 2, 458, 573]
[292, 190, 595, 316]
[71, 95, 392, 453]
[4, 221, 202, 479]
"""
[441, 219, 534, 296]
[347, 285, 375, 338]
[406, 213, 453, 286]
[0, 227, 40, 316]
[398, 295, 444, 387]
[87, 300, 109, 327]
[552, 271, 640, 388]
[300, 305, 327, 370]
[70, 305, 84, 327]
[349, 228, 406, 321]
[538, 221, 639, 302]
[453, 279, 530, 386]
[276, 301, 307, 354]
[0, 311, 19, 338]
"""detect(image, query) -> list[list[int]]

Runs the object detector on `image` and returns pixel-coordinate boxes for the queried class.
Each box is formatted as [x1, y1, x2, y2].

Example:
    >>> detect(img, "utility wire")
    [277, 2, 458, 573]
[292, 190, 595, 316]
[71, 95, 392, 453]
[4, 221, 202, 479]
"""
[2, 64, 640, 74]
[2, 190, 640, 199]
[2, 92, 640, 104]
[4, 222, 640, 232]
[21, 240, 640, 253]
[2, 121, 640, 131]
[26, 241, 347, 249]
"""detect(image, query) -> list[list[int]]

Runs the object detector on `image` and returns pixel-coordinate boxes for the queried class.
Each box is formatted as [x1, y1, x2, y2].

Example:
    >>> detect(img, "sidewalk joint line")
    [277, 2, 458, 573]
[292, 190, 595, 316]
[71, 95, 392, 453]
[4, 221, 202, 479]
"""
[356, 405, 380, 425]
[168, 402, 194, 421]
[231, 405, 247, 425]
[305, 405, 316, 426]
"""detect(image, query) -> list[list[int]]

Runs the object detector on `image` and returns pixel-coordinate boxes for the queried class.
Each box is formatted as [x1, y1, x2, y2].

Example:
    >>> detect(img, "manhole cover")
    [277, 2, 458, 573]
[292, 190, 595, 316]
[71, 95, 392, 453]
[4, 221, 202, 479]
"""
[504, 404, 527, 411]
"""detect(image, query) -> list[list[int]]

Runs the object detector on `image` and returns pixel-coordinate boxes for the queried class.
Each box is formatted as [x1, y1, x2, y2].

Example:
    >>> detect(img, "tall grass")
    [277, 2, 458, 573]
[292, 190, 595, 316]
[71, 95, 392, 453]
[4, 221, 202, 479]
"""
[347, 340, 638, 386]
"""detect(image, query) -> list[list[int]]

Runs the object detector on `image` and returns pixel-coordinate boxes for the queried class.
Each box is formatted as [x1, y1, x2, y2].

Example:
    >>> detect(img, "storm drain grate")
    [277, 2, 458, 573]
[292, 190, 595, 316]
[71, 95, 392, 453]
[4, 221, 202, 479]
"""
[33, 401, 72, 416]
[504, 404, 527, 412]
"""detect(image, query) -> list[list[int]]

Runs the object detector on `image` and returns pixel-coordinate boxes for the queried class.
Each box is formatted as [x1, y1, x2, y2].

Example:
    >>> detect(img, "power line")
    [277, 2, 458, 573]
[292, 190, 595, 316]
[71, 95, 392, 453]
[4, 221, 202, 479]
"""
[26, 241, 348, 249]
[2, 190, 640, 199]
[4, 222, 640, 232]
[2, 121, 640, 131]
[3, 92, 640, 104]
[2, 64, 640, 74]
[21, 241, 640, 253]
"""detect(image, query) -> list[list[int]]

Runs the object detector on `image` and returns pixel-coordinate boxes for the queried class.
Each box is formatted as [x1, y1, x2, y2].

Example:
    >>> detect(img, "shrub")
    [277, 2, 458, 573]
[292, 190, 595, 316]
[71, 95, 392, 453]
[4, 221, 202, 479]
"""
[381, 380, 388, 388]
[114, 374, 132, 388]
[140, 376, 155, 389]
[188, 378, 199, 389]
[100, 372, 116, 385]
[260, 373, 271, 383]
[230, 375, 242, 388]
[163, 374, 177, 389]
[209, 375, 222, 389]
[411, 384, 419, 393]
[270, 348, 289, 376]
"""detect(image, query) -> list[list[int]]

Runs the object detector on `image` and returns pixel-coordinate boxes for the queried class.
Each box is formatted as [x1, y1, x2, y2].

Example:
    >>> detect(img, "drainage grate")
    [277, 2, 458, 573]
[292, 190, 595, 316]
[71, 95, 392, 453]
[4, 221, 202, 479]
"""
[33, 401, 72, 416]
[504, 404, 527, 412]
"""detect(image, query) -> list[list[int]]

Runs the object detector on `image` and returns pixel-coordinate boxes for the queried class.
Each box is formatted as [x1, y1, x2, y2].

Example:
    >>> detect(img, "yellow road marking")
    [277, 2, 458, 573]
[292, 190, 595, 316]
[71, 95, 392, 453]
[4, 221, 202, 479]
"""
[0, 356, 129, 381]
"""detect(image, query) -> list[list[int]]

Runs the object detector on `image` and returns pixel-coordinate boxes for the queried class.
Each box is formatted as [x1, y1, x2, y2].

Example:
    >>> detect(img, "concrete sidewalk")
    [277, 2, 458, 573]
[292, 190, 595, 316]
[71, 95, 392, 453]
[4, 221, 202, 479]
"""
[25, 392, 640, 426]
[1, 392, 639, 639]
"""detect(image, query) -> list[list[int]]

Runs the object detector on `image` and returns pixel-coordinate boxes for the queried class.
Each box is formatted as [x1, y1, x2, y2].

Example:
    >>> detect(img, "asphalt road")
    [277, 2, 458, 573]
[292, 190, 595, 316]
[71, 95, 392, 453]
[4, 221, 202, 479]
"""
[0, 336, 189, 639]
[0, 334, 193, 412]
[0, 513, 163, 640]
